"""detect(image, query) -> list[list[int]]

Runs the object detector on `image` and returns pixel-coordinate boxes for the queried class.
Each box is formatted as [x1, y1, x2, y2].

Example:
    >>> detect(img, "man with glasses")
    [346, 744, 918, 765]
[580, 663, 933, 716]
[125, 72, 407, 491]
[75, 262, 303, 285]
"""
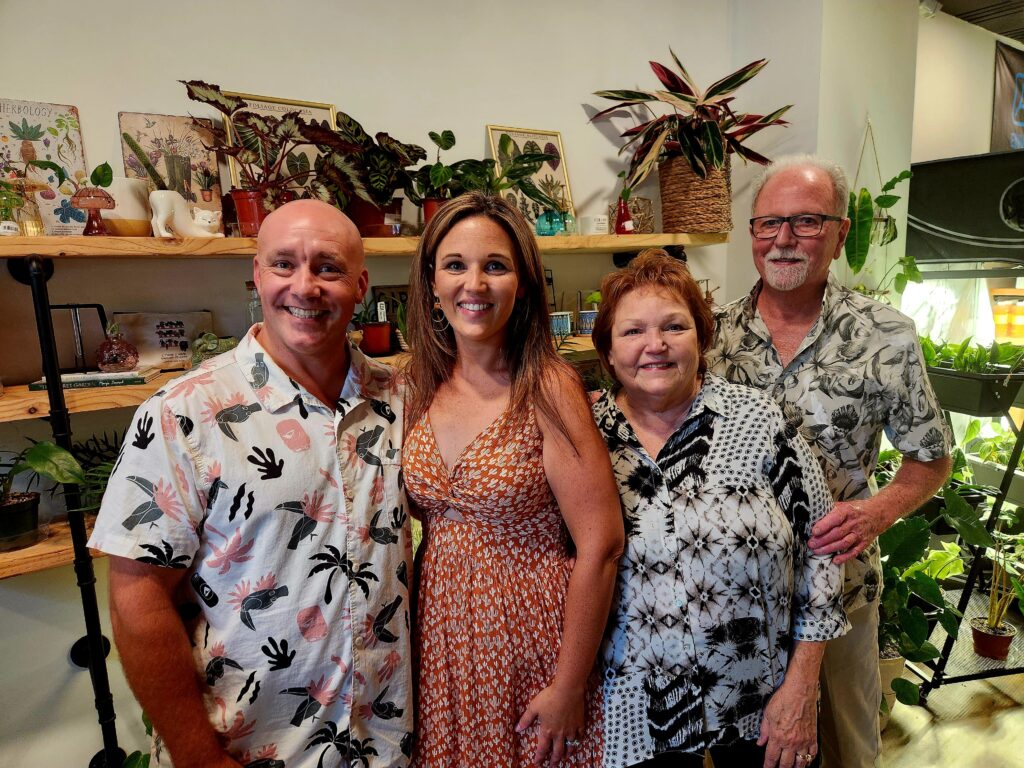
[708, 156, 951, 768]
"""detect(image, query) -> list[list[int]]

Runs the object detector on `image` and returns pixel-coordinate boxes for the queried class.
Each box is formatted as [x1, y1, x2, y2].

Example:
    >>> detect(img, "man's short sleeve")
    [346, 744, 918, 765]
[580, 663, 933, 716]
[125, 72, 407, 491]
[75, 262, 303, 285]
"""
[88, 397, 204, 567]
[883, 330, 952, 462]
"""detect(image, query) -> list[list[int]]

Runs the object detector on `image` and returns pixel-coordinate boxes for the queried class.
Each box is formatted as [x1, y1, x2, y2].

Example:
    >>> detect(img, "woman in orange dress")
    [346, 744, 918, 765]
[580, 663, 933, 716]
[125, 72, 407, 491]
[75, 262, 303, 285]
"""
[403, 192, 624, 767]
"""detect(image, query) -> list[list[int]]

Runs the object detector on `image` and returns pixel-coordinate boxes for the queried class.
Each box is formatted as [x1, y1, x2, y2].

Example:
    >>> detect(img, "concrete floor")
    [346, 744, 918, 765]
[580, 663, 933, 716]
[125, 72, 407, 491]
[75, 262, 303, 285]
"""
[882, 671, 1024, 767]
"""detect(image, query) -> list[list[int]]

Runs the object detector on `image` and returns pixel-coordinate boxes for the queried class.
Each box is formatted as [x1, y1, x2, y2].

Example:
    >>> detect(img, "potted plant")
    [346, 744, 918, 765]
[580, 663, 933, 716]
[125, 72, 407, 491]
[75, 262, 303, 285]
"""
[410, 129, 459, 223]
[193, 162, 218, 202]
[963, 418, 1024, 525]
[329, 110, 426, 237]
[877, 513, 965, 721]
[180, 80, 362, 235]
[1, 441, 87, 551]
[593, 50, 791, 233]
[353, 300, 391, 356]
[922, 335, 1024, 416]
[971, 529, 1023, 660]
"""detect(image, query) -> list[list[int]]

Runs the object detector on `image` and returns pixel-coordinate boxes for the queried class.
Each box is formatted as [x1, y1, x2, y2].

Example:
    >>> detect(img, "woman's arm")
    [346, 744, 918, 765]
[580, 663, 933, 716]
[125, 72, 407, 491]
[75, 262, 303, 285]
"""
[516, 368, 625, 766]
[757, 640, 825, 768]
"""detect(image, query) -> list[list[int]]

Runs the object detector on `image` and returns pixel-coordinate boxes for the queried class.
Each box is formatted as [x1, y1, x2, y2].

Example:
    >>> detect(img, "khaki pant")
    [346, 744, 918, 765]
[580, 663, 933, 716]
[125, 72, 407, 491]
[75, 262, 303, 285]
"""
[819, 603, 883, 768]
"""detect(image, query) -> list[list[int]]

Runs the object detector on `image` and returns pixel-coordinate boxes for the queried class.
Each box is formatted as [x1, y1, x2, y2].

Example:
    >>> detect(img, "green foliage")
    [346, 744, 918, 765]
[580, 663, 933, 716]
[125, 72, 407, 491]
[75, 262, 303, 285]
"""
[330, 110, 426, 208]
[846, 170, 913, 283]
[921, 336, 1024, 375]
[1, 442, 86, 502]
[90, 162, 113, 188]
[180, 80, 366, 209]
[593, 50, 791, 184]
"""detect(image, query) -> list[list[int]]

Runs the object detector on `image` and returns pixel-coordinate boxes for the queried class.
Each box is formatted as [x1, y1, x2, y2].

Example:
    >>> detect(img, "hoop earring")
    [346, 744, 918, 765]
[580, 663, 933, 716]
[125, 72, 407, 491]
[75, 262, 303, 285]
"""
[432, 296, 451, 332]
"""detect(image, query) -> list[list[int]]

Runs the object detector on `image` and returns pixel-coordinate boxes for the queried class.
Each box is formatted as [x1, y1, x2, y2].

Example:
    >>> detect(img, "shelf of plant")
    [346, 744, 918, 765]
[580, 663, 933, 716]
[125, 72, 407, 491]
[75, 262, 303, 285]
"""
[927, 367, 1024, 418]
[0, 232, 727, 260]
[0, 372, 179, 425]
[0, 519, 103, 581]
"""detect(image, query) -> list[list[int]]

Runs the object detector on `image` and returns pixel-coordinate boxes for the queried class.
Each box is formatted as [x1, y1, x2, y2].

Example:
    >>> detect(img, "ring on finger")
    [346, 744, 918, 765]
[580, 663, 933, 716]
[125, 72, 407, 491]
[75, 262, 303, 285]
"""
[796, 752, 814, 762]
[564, 739, 580, 747]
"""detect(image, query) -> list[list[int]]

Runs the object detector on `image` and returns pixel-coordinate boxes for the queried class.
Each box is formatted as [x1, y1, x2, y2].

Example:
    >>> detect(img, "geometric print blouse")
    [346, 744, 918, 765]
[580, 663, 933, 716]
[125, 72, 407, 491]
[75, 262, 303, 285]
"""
[592, 376, 848, 767]
[90, 328, 413, 768]
[709, 275, 952, 612]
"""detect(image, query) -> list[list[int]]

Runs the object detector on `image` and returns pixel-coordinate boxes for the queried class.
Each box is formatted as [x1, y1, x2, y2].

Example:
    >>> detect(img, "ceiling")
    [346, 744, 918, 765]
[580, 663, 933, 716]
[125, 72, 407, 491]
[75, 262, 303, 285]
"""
[939, 0, 1024, 43]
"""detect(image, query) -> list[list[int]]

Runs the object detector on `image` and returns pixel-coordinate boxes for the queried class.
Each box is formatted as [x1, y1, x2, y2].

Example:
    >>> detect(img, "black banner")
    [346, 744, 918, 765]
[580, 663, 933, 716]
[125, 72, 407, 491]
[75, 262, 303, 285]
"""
[992, 41, 1024, 151]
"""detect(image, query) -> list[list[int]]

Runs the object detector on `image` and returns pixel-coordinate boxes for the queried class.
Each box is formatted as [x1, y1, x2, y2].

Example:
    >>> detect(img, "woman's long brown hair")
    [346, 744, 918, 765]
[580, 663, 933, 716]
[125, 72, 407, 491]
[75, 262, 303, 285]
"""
[404, 192, 580, 445]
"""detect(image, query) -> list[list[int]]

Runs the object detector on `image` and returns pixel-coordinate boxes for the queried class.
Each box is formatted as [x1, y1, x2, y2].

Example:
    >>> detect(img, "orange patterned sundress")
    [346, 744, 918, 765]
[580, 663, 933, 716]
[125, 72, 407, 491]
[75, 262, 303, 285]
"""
[404, 406, 603, 767]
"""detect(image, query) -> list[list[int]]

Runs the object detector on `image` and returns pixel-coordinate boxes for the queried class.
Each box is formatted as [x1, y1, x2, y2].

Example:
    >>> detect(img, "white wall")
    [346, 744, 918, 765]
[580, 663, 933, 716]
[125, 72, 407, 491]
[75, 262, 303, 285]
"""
[912, 11, 1001, 163]
[818, 0, 920, 290]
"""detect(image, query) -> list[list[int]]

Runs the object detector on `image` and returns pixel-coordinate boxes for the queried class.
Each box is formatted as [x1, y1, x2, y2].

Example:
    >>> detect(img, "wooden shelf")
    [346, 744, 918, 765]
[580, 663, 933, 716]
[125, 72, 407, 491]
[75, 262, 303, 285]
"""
[0, 232, 726, 260]
[0, 372, 178, 424]
[0, 519, 104, 581]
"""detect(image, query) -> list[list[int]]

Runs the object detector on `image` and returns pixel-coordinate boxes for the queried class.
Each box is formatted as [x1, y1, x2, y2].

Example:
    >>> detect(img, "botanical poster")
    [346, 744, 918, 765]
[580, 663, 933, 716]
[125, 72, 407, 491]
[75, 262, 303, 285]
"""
[118, 112, 223, 226]
[0, 99, 88, 235]
[486, 125, 574, 224]
[222, 92, 336, 195]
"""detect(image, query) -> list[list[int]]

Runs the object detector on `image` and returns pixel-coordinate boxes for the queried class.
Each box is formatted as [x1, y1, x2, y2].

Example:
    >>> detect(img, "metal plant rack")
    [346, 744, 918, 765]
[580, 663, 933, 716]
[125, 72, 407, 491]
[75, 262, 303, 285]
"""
[910, 368, 1024, 702]
[10, 255, 125, 767]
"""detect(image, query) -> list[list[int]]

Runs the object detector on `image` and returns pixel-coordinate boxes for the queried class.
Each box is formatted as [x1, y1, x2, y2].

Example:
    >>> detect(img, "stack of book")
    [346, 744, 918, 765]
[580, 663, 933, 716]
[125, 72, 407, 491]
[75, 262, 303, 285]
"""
[29, 367, 162, 391]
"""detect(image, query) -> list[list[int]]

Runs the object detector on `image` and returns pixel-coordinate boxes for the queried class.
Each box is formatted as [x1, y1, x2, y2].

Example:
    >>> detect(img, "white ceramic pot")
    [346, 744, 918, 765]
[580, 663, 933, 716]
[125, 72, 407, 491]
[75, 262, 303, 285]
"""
[878, 655, 907, 730]
[101, 177, 152, 236]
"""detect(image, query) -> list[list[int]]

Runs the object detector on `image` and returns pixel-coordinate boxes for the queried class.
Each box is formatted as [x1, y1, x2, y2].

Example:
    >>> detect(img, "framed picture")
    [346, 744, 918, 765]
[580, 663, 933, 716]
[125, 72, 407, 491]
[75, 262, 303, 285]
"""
[223, 91, 337, 193]
[486, 125, 573, 223]
[0, 99, 88, 235]
[118, 112, 223, 227]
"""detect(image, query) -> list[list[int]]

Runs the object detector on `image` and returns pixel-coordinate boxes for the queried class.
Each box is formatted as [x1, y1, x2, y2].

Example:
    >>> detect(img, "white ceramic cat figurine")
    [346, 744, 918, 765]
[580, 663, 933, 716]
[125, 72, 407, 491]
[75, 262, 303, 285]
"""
[149, 190, 224, 238]
[193, 208, 222, 235]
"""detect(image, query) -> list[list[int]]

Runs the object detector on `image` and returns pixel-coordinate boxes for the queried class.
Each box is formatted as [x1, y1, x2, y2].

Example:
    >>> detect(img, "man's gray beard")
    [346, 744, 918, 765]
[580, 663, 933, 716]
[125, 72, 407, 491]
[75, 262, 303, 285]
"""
[763, 247, 809, 291]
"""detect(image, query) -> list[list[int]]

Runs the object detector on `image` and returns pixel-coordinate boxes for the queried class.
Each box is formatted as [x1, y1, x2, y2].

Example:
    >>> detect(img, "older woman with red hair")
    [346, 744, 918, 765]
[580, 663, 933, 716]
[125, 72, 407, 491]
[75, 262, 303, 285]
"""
[590, 249, 847, 768]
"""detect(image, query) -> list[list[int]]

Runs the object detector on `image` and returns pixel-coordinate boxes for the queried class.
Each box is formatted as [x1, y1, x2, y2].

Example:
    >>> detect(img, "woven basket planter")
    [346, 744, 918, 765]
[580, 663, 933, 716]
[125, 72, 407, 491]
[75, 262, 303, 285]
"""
[658, 155, 732, 233]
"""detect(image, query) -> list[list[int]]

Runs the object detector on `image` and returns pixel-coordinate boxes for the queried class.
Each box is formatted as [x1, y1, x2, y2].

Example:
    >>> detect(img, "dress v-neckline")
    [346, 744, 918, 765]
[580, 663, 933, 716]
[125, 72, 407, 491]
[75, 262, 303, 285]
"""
[424, 408, 511, 477]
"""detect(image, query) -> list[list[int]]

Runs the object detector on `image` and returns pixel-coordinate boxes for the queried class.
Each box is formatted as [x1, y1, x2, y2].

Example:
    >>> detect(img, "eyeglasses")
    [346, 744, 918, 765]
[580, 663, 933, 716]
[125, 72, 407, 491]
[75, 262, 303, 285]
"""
[749, 213, 842, 239]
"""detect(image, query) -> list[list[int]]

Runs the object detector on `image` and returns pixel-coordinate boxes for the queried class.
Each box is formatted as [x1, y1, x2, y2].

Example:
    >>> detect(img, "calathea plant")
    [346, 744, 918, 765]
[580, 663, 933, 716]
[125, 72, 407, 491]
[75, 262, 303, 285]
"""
[180, 80, 363, 209]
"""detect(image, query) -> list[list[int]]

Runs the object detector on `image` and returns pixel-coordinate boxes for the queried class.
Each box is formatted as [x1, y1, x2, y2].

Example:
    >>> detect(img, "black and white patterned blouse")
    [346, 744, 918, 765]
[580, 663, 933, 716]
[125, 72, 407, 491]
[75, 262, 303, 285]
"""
[708, 276, 952, 611]
[593, 376, 847, 768]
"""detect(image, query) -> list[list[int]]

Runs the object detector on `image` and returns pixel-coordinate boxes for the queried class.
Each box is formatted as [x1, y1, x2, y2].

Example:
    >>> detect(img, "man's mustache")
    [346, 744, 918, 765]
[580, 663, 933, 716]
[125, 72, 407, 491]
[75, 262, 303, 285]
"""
[766, 248, 808, 263]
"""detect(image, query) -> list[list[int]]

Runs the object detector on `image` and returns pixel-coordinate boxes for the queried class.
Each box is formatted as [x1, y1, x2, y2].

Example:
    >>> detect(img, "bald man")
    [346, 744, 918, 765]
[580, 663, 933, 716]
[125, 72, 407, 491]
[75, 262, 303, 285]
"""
[91, 201, 414, 768]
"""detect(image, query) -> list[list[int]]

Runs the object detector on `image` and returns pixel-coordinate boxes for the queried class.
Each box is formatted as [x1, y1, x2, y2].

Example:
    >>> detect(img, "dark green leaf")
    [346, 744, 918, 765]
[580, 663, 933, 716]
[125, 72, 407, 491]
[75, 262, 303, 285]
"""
[899, 606, 929, 646]
[894, 274, 908, 294]
[593, 89, 656, 102]
[880, 516, 930, 570]
[906, 572, 944, 607]
[429, 130, 456, 151]
[874, 194, 900, 209]
[180, 80, 247, 116]
[938, 607, 960, 637]
[701, 121, 725, 168]
[891, 678, 921, 706]
[90, 162, 113, 188]
[26, 160, 67, 188]
[429, 162, 452, 189]
[941, 489, 994, 547]
[902, 640, 940, 662]
[844, 188, 873, 274]
[286, 151, 310, 183]
[881, 170, 913, 193]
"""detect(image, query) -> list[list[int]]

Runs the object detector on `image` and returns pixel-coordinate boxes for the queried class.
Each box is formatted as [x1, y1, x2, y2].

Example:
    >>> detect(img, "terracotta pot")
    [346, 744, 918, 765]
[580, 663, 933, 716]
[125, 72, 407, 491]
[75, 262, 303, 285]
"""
[359, 322, 392, 356]
[201, 190, 213, 202]
[348, 198, 403, 237]
[0, 491, 40, 552]
[970, 616, 1017, 660]
[230, 189, 270, 236]
[423, 198, 445, 224]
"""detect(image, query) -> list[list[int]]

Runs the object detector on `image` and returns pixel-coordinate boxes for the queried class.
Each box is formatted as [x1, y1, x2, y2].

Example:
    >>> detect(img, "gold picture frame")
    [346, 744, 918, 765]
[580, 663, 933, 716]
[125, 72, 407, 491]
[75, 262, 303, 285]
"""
[222, 91, 337, 191]
[486, 125, 574, 223]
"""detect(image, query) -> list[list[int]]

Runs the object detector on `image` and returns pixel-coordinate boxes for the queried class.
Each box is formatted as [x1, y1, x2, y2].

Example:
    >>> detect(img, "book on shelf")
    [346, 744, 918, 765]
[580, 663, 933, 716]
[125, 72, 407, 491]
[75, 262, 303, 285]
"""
[28, 367, 162, 391]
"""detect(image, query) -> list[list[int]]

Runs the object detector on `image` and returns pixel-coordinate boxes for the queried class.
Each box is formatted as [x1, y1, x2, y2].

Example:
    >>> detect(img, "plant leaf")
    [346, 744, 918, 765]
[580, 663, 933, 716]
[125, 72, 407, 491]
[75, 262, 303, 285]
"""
[844, 188, 873, 274]
[880, 516, 930, 571]
[180, 80, 247, 116]
[650, 60, 695, 96]
[875, 194, 900, 209]
[881, 170, 913, 193]
[906, 571, 944, 608]
[704, 58, 769, 99]
[891, 678, 921, 706]
[90, 162, 113, 188]
[23, 442, 86, 486]
[941, 488, 994, 547]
